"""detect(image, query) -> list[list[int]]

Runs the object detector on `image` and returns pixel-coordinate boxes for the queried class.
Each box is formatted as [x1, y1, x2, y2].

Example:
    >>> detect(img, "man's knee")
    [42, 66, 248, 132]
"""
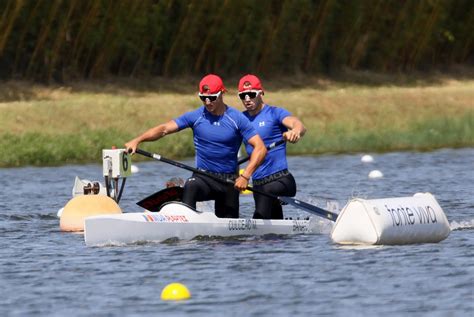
[182, 177, 204, 207]
[183, 177, 201, 194]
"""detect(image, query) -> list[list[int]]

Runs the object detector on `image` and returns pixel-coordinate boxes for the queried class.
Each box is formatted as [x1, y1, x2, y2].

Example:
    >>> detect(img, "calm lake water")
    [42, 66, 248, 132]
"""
[1, 148, 473, 316]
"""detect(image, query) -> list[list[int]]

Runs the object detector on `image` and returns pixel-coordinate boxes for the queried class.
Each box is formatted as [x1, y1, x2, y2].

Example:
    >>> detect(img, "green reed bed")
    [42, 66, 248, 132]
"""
[2, 113, 471, 168]
[0, 130, 195, 167]
[296, 113, 474, 154]
[0, 78, 472, 167]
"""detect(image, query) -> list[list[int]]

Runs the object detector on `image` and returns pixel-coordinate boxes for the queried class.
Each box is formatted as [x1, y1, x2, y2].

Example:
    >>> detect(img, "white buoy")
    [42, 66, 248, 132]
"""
[368, 170, 383, 179]
[361, 155, 374, 163]
[331, 193, 451, 245]
[131, 165, 139, 174]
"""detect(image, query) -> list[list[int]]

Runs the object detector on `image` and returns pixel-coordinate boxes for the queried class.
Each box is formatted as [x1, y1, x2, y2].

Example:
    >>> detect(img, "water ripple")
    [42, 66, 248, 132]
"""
[0, 148, 473, 316]
[450, 219, 474, 230]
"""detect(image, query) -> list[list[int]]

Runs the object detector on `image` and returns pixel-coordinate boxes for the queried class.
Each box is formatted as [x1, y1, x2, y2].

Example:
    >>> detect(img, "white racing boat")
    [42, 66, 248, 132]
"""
[61, 148, 451, 246]
[84, 202, 322, 246]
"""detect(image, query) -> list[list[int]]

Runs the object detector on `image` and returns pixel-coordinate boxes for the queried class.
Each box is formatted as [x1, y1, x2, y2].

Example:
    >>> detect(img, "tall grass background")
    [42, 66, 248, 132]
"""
[1, 76, 472, 167]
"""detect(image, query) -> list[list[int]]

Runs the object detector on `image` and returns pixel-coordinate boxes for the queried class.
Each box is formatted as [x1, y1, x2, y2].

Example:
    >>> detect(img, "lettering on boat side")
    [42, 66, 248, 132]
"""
[292, 220, 309, 232]
[384, 204, 437, 227]
[142, 214, 189, 223]
[228, 219, 257, 231]
[164, 215, 189, 222]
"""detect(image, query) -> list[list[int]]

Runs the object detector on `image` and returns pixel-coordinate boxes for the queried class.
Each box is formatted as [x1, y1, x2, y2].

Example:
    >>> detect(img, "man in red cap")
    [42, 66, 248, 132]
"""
[237, 74, 306, 219]
[126, 74, 266, 218]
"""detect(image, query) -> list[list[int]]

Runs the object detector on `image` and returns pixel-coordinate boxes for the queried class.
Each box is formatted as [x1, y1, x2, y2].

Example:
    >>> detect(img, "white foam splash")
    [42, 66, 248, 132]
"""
[326, 201, 340, 214]
[450, 219, 474, 231]
[314, 219, 334, 235]
[337, 245, 384, 250]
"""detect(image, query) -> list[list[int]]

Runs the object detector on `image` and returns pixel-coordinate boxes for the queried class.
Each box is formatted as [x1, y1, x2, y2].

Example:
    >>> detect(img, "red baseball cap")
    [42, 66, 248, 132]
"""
[199, 74, 226, 94]
[238, 74, 264, 92]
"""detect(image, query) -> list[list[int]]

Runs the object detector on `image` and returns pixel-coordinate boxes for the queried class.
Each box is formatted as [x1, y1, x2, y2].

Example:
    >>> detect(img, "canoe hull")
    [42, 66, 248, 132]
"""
[84, 202, 319, 246]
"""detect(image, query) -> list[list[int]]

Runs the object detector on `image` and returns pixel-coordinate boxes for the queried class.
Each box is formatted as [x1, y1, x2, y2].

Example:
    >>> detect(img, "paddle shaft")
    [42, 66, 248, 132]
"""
[237, 140, 286, 165]
[135, 149, 338, 222]
[136, 140, 285, 209]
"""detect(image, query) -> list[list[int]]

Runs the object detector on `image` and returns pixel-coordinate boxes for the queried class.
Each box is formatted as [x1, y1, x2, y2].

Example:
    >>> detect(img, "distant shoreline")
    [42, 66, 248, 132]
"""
[0, 74, 472, 167]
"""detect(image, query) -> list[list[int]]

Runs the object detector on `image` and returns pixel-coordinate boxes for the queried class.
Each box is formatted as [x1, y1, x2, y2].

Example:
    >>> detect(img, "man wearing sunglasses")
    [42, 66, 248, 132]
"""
[125, 74, 266, 218]
[238, 74, 306, 219]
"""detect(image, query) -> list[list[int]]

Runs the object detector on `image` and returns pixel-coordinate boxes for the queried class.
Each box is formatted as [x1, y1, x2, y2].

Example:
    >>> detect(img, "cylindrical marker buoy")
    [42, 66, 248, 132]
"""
[331, 193, 451, 245]
[161, 283, 191, 301]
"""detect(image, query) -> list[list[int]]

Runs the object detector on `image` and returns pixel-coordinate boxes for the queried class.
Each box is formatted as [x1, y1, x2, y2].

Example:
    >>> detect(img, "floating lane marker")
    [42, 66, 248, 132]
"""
[368, 170, 383, 179]
[361, 154, 374, 163]
[131, 165, 139, 174]
[161, 283, 191, 301]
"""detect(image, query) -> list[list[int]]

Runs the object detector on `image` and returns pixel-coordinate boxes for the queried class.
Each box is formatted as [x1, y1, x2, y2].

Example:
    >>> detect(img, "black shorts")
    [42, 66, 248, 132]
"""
[253, 172, 296, 220]
[182, 172, 239, 218]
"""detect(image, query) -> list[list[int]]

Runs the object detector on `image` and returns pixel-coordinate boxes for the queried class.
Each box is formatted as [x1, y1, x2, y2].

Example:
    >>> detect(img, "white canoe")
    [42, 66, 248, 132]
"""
[84, 202, 322, 246]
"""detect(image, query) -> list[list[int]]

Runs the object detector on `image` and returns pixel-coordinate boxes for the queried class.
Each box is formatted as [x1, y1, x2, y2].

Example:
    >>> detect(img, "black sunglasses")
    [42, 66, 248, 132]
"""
[198, 91, 221, 102]
[238, 91, 260, 100]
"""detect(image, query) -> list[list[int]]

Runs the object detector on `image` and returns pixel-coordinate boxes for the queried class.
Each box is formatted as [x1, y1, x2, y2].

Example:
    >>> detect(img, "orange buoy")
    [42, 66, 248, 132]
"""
[60, 195, 122, 232]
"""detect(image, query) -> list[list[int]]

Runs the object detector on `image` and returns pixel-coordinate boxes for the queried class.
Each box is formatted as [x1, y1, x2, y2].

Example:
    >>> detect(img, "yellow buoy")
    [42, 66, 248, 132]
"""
[161, 283, 191, 301]
[59, 195, 122, 232]
[239, 169, 252, 195]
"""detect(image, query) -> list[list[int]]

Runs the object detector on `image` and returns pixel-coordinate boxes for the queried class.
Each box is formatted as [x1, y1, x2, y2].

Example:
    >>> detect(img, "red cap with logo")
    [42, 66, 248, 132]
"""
[238, 74, 264, 92]
[199, 74, 226, 94]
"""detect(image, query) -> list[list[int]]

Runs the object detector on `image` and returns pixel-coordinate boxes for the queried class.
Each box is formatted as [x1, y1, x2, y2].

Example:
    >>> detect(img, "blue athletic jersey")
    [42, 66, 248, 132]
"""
[174, 105, 257, 173]
[243, 105, 290, 180]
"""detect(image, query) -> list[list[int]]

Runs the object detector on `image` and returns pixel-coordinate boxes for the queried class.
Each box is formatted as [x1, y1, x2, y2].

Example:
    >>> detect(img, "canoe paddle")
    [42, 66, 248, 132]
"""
[136, 186, 183, 211]
[137, 140, 286, 210]
[135, 149, 338, 222]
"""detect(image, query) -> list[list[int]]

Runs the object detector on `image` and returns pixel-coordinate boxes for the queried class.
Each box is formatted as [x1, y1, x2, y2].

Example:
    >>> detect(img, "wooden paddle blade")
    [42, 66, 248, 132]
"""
[136, 186, 184, 211]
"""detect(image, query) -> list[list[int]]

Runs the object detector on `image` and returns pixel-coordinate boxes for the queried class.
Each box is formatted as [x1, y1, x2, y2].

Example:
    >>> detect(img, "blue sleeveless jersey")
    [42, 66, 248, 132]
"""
[243, 105, 290, 180]
[174, 105, 257, 173]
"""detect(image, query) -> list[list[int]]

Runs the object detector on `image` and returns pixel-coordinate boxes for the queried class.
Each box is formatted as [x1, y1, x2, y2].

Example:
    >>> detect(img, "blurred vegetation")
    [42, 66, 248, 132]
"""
[0, 0, 472, 167]
[0, 78, 472, 167]
[0, 0, 472, 82]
